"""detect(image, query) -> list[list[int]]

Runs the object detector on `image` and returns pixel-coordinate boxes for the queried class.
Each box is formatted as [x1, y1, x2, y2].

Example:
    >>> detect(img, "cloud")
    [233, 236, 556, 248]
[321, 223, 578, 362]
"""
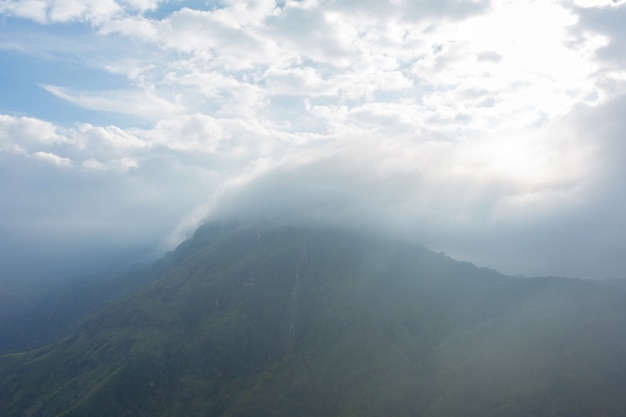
[119, 0, 164, 12]
[0, 115, 68, 156]
[0, 0, 166, 25]
[573, 2, 626, 68]
[0, 0, 123, 24]
[41, 84, 183, 120]
[0, 0, 49, 23]
[32, 151, 73, 166]
[209, 117, 589, 230]
[207, 95, 621, 279]
[1, 0, 626, 281]
[0, 117, 222, 280]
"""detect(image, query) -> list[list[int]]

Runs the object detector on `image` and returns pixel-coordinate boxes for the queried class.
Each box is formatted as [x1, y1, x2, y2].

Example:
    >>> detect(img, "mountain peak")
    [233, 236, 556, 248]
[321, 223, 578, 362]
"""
[2, 224, 626, 417]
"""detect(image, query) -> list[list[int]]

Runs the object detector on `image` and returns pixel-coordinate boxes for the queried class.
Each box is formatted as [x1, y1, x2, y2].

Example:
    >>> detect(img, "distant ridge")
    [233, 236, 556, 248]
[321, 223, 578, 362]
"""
[2, 222, 626, 417]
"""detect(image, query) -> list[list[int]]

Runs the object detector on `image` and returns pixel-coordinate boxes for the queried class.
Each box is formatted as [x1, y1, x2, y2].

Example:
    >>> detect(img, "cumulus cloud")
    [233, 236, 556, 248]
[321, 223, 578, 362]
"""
[32, 151, 73, 166]
[0, 115, 66, 147]
[0, 0, 166, 25]
[0, 0, 122, 24]
[573, 2, 626, 69]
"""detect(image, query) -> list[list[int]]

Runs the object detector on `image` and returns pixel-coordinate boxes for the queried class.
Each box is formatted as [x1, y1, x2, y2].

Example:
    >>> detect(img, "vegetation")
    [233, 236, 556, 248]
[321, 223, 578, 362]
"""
[1, 222, 626, 416]
[0, 252, 171, 353]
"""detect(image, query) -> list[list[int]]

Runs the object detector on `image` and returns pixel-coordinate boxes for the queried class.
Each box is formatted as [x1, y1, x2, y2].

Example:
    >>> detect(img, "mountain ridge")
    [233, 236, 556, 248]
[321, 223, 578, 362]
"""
[2, 221, 626, 417]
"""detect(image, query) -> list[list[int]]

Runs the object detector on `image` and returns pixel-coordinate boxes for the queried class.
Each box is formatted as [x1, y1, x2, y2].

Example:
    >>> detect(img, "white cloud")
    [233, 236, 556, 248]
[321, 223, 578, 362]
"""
[263, 67, 337, 96]
[47, 0, 92, 22]
[573, 0, 624, 7]
[0, 0, 124, 24]
[140, 114, 226, 153]
[0, 114, 224, 278]
[82, 158, 106, 170]
[149, 7, 278, 65]
[74, 124, 149, 154]
[98, 15, 160, 40]
[206, 97, 614, 278]
[0, 0, 167, 25]
[0, 0, 48, 23]
[2, 0, 626, 279]
[0, 115, 68, 155]
[119, 0, 164, 12]
[33, 151, 73, 166]
[210, 112, 595, 231]
[41, 84, 183, 120]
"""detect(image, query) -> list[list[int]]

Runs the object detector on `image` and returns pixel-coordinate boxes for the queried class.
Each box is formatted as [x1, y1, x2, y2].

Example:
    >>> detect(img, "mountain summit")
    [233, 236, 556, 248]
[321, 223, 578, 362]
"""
[2, 222, 626, 417]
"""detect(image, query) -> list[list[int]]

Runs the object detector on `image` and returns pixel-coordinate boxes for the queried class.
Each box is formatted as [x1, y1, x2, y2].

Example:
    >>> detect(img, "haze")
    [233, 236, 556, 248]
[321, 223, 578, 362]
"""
[1, 0, 625, 281]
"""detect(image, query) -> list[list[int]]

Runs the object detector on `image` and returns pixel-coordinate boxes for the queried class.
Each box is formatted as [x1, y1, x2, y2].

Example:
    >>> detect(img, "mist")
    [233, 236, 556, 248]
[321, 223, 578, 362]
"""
[203, 94, 626, 279]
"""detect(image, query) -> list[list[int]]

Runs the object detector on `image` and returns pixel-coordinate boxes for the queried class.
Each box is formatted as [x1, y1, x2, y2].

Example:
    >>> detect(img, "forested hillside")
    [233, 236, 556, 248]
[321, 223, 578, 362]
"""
[1, 222, 626, 417]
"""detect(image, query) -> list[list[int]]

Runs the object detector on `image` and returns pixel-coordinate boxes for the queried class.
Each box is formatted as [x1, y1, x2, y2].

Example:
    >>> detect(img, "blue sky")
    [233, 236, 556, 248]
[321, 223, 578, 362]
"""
[1, 0, 626, 281]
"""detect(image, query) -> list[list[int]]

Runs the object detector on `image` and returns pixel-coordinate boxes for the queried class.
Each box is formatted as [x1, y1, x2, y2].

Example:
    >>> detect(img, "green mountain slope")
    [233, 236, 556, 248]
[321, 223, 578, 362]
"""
[1, 222, 626, 417]
[0, 253, 170, 354]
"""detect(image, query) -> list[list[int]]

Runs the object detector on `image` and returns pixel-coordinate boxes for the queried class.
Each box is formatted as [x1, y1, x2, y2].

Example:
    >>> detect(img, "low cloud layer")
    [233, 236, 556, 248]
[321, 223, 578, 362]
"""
[1, 0, 625, 280]
[209, 94, 624, 278]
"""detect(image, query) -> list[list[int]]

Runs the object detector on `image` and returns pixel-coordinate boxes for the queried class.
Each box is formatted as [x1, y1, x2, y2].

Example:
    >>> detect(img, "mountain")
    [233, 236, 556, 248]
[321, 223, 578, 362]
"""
[0, 255, 167, 354]
[1, 222, 626, 417]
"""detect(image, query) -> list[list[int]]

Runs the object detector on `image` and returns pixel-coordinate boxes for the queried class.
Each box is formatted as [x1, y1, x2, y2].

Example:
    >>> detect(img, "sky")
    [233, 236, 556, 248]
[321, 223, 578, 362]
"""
[1, 0, 625, 281]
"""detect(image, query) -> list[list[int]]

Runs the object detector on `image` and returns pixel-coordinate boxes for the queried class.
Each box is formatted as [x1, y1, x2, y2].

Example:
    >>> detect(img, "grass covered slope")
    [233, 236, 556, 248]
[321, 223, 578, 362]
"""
[1, 222, 626, 417]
